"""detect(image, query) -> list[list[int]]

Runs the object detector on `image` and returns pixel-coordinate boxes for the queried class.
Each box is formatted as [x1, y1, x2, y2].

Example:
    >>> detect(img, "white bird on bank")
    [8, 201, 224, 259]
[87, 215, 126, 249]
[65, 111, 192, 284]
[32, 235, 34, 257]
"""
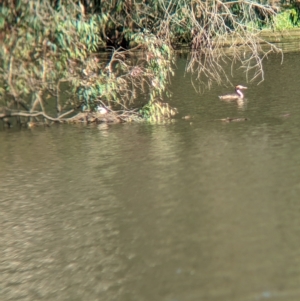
[96, 105, 108, 114]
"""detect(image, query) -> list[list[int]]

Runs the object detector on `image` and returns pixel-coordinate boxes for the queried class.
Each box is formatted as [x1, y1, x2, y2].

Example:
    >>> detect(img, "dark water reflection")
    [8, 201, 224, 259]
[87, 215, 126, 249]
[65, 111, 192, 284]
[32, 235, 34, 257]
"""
[1, 52, 300, 301]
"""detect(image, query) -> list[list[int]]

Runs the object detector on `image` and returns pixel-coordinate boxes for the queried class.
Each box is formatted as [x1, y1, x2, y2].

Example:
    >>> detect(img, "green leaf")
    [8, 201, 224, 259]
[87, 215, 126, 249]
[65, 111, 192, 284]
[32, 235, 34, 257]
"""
[0, 17, 5, 29]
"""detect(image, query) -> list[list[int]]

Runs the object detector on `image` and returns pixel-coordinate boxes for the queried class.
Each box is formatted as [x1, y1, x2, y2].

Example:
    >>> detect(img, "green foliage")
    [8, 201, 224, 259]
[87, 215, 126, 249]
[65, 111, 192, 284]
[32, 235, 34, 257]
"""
[0, 0, 175, 121]
[0, 0, 101, 109]
[140, 100, 178, 123]
[273, 9, 299, 30]
[0, 0, 288, 125]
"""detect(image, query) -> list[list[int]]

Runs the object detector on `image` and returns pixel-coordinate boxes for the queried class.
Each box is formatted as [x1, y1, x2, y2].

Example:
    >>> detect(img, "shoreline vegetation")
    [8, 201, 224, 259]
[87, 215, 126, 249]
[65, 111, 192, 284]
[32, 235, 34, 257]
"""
[0, 0, 299, 128]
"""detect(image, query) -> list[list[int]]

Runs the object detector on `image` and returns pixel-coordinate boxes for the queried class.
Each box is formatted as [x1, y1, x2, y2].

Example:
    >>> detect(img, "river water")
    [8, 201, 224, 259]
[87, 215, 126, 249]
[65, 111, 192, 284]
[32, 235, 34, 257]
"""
[1, 52, 300, 301]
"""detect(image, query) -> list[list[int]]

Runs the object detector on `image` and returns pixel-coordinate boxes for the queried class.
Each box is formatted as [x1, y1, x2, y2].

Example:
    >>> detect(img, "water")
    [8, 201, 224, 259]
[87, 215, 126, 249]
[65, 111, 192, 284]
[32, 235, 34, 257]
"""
[1, 52, 300, 301]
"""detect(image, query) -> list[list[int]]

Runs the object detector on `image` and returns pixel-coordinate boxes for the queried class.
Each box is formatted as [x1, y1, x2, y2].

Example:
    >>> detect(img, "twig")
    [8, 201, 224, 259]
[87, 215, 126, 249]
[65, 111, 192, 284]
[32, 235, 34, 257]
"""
[0, 111, 69, 122]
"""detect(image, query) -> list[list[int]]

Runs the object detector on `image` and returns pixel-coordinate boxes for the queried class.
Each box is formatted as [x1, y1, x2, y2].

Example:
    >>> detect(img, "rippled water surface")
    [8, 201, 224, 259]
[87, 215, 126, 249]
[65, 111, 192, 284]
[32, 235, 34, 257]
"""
[1, 52, 300, 301]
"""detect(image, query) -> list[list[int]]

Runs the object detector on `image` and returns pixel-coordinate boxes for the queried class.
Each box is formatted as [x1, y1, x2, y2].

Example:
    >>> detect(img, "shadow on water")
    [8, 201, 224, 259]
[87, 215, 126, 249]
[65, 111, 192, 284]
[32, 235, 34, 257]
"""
[1, 51, 300, 301]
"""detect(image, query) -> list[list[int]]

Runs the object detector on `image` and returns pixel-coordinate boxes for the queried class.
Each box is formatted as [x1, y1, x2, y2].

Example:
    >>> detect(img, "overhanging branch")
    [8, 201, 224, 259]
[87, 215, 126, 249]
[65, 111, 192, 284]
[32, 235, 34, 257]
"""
[0, 109, 75, 122]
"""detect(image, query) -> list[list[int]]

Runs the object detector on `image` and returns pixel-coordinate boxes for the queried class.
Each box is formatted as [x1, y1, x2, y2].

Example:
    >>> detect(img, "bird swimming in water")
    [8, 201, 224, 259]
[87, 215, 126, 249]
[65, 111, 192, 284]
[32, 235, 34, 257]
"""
[219, 85, 247, 100]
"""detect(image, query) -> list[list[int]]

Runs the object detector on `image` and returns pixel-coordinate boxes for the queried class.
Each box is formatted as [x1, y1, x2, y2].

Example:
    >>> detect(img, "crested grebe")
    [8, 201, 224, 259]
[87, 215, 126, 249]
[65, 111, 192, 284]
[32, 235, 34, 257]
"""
[219, 85, 247, 100]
